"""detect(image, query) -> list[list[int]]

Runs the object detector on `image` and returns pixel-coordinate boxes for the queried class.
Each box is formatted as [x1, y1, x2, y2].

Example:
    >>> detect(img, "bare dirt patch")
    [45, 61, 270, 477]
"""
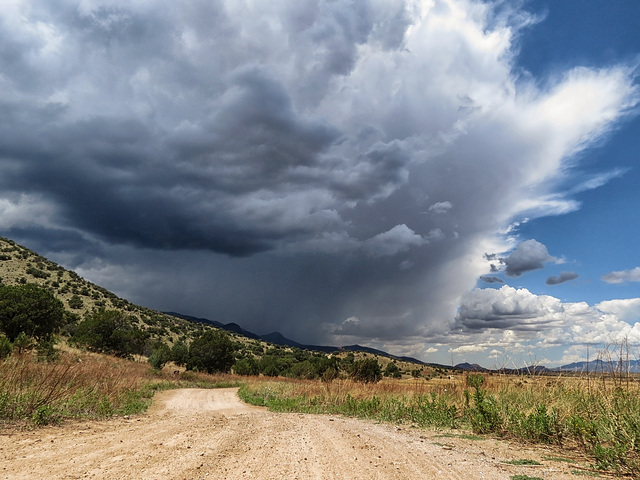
[0, 388, 589, 479]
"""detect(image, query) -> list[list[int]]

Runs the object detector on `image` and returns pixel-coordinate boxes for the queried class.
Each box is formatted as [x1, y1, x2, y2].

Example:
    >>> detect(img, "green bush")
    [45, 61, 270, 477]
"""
[234, 357, 260, 376]
[68, 294, 83, 309]
[384, 362, 402, 378]
[187, 329, 235, 374]
[0, 284, 66, 342]
[73, 309, 149, 358]
[36, 337, 60, 362]
[170, 341, 189, 366]
[350, 358, 382, 383]
[0, 334, 12, 359]
[148, 342, 171, 370]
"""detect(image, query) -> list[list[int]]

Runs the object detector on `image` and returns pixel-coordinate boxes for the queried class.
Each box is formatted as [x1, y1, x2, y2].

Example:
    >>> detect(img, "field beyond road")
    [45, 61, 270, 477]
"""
[1, 388, 587, 480]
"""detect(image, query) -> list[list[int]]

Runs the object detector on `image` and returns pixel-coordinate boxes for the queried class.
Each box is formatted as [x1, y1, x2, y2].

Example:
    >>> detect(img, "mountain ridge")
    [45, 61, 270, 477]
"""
[165, 311, 426, 364]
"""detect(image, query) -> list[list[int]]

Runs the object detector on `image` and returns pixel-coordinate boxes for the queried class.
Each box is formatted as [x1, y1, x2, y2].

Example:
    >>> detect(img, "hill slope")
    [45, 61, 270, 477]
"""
[0, 236, 214, 345]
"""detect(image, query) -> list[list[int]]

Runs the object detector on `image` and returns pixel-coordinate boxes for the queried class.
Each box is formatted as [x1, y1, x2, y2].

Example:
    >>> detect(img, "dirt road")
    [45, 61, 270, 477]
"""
[0, 388, 586, 479]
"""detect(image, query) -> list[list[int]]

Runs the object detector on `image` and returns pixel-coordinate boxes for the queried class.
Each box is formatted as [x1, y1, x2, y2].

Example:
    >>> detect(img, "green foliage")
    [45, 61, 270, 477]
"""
[466, 381, 502, 435]
[506, 404, 562, 444]
[384, 361, 402, 378]
[238, 385, 458, 428]
[504, 459, 542, 466]
[26, 266, 49, 279]
[36, 337, 60, 362]
[350, 358, 382, 383]
[0, 283, 66, 342]
[68, 294, 83, 309]
[12, 332, 34, 354]
[73, 309, 149, 358]
[148, 342, 171, 370]
[187, 329, 235, 374]
[170, 340, 189, 366]
[466, 373, 485, 390]
[0, 334, 12, 358]
[259, 354, 287, 377]
[234, 356, 260, 376]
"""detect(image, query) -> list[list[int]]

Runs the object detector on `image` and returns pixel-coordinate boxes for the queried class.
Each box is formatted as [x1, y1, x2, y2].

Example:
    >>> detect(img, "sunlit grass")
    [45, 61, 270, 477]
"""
[0, 350, 240, 427]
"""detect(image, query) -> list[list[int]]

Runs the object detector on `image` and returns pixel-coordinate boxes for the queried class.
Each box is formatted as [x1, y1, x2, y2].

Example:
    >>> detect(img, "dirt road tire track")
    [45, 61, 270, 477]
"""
[0, 388, 581, 479]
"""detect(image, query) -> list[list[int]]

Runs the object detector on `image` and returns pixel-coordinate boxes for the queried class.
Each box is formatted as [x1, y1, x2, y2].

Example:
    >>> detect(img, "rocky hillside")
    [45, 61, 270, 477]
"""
[0, 236, 215, 345]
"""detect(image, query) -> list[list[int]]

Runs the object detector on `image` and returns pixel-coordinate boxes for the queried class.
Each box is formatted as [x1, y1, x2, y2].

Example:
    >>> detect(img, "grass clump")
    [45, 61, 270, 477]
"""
[504, 459, 542, 466]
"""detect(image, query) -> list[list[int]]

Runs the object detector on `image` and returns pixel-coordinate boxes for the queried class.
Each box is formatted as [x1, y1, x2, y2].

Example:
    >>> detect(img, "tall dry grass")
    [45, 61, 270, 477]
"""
[0, 350, 240, 427]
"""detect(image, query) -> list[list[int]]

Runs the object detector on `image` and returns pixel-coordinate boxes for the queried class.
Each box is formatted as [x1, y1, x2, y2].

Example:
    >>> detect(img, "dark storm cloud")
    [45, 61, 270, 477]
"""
[0, 0, 415, 256]
[0, 0, 637, 354]
[502, 239, 556, 277]
[546, 271, 578, 285]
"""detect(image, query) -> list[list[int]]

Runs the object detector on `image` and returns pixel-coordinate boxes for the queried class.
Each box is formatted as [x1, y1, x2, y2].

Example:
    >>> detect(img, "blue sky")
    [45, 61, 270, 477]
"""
[0, 0, 639, 368]
[507, 0, 640, 308]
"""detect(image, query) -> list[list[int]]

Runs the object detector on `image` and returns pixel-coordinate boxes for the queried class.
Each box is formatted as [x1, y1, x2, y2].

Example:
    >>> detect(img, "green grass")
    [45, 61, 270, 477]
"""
[434, 433, 483, 441]
[504, 459, 542, 466]
[543, 456, 574, 463]
[570, 470, 601, 477]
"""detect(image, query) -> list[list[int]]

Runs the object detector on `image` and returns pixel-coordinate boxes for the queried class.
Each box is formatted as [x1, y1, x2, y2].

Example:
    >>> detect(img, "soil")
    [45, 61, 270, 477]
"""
[0, 388, 593, 479]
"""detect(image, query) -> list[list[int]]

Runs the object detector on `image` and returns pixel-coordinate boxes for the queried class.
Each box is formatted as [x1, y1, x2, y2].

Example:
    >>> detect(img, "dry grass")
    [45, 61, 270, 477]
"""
[0, 350, 240, 428]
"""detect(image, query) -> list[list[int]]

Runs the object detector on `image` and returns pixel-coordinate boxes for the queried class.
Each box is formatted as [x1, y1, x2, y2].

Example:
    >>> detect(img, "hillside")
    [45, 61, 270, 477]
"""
[0, 236, 231, 346]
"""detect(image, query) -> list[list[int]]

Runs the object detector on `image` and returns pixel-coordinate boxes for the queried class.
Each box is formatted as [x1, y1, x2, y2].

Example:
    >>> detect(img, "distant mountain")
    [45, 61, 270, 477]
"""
[454, 362, 489, 372]
[166, 312, 426, 364]
[558, 359, 640, 374]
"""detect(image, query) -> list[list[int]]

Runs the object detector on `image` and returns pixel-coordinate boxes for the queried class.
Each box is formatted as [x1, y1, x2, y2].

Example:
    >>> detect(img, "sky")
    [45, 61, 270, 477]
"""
[0, 0, 639, 368]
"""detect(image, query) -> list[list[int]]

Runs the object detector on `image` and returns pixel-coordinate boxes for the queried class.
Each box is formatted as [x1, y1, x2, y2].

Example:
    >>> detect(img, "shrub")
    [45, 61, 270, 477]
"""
[260, 355, 283, 377]
[36, 337, 60, 362]
[170, 341, 189, 366]
[148, 342, 171, 370]
[0, 334, 12, 359]
[234, 357, 260, 376]
[187, 329, 235, 374]
[384, 362, 402, 378]
[12, 332, 34, 354]
[0, 284, 66, 342]
[350, 358, 382, 383]
[68, 294, 83, 309]
[26, 266, 50, 279]
[73, 309, 149, 358]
